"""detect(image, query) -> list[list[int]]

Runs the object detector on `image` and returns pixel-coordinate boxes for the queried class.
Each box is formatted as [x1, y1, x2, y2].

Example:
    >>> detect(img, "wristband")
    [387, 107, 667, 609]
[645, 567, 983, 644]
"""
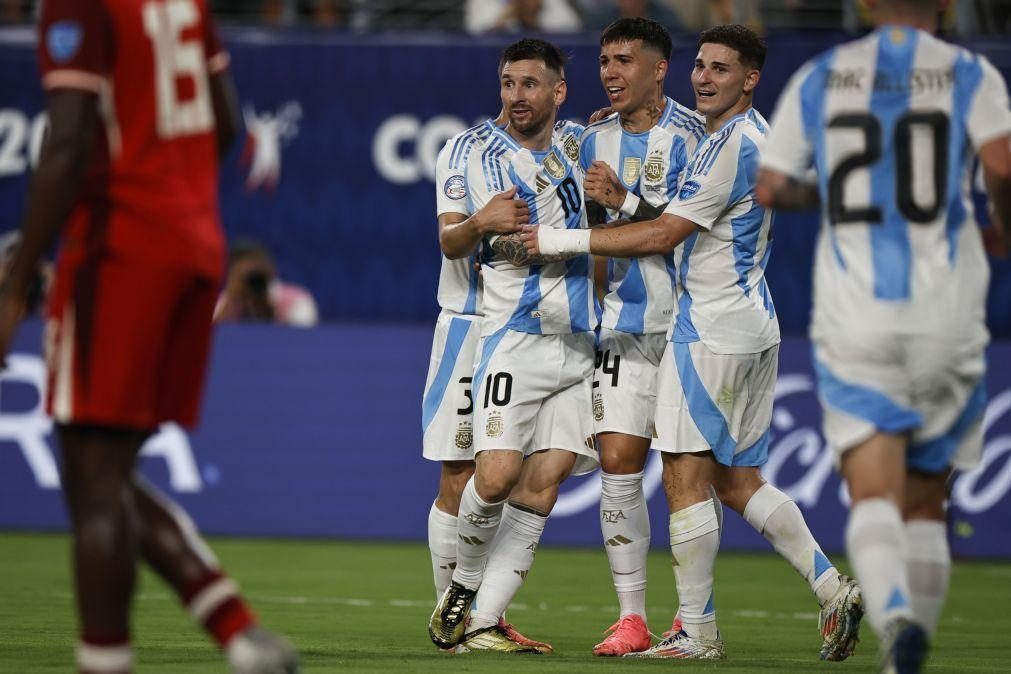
[619, 191, 641, 218]
[537, 227, 591, 256]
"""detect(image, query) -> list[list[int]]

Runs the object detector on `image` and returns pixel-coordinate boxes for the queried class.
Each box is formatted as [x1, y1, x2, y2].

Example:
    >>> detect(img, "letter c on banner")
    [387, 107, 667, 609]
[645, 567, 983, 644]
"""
[372, 114, 420, 185]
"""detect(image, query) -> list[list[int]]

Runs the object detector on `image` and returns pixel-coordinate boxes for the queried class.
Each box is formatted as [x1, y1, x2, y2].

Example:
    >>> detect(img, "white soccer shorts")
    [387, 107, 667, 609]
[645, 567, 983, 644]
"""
[593, 328, 667, 439]
[471, 329, 598, 475]
[813, 333, 986, 473]
[652, 340, 779, 467]
[422, 311, 482, 462]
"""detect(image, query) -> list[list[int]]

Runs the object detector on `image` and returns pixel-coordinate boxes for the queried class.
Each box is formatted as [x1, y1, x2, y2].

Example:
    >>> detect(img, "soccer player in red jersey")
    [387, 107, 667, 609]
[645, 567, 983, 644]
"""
[0, 1, 297, 672]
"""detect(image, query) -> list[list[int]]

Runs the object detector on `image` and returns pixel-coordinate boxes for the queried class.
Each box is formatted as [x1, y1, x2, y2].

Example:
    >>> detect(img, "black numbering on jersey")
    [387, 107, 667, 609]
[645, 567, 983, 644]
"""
[557, 176, 581, 218]
[827, 111, 949, 226]
[595, 349, 621, 387]
[457, 376, 473, 415]
[483, 372, 513, 408]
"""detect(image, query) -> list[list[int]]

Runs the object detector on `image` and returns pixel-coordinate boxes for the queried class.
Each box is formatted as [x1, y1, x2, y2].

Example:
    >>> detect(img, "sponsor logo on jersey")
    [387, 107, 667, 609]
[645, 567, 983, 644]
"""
[486, 411, 504, 438]
[47, 21, 83, 64]
[563, 134, 579, 162]
[678, 179, 701, 200]
[542, 151, 565, 180]
[455, 421, 473, 449]
[444, 174, 467, 200]
[622, 157, 641, 186]
[644, 154, 665, 185]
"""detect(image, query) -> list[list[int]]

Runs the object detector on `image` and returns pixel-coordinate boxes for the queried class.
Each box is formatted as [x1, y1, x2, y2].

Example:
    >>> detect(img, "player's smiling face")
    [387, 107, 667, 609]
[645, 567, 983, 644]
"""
[500, 59, 565, 137]
[599, 39, 665, 116]
[692, 42, 758, 122]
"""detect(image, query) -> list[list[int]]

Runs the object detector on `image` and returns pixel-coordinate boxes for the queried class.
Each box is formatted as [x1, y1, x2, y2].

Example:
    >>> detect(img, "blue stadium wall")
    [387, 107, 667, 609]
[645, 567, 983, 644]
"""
[0, 29, 1010, 557]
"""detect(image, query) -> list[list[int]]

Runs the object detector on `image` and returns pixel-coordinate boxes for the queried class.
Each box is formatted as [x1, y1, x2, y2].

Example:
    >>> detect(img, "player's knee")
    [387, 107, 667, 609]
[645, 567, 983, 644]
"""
[713, 469, 764, 513]
[474, 470, 518, 503]
[599, 449, 646, 475]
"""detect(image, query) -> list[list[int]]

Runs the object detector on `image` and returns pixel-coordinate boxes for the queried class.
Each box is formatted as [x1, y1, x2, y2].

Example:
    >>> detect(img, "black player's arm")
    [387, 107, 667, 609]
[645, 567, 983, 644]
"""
[209, 69, 240, 157]
[755, 168, 820, 210]
[5, 91, 98, 295]
[979, 133, 1011, 242]
[493, 232, 578, 266]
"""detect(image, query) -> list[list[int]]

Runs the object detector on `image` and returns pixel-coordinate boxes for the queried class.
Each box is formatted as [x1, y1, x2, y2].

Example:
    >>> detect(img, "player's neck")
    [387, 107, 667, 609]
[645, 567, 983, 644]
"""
[875, 10, 938, 32]
[620, 95, 666, 134]
[506, 120, 554, 152]
[705, 97, 751, 135]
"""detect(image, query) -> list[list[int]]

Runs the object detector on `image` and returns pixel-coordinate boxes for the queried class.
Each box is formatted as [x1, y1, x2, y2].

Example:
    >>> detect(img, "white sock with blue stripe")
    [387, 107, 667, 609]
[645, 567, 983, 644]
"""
[743, 483, 841, 606]
[669, 499, 721, 641]
[846, 498, 914, 637]
[905, 519, 950, 636]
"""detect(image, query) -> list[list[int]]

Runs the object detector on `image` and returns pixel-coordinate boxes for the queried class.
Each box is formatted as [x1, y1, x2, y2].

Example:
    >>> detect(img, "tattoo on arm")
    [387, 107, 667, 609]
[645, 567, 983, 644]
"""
[631, 199, 667, 222]
[492, 233, 575, 266]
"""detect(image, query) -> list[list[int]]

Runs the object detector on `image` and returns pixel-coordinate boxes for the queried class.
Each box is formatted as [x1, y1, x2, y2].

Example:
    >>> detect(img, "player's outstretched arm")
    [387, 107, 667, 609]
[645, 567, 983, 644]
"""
[0, 90, 99, 364]
[521, 213, 698, 259]
[979, 134, 1011, 244]
[755, 168, 819, 210]
[210, 70, 240, 157]
[440, 186, 529, 259]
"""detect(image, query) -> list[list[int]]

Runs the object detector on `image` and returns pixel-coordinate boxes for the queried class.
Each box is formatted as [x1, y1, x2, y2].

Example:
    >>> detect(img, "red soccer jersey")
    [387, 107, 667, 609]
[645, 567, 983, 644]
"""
[38, 0, 229, 277]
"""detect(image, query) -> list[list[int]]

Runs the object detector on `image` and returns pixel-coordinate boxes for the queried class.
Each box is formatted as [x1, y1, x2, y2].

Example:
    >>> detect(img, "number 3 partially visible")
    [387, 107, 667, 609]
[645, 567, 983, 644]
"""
[142, 0, 213, 139]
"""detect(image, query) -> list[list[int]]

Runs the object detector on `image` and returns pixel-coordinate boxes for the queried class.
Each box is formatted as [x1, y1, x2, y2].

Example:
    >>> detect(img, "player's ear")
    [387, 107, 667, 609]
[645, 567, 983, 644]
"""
[655, 58, 668, 84]
[554, 78, 567, 107]
[743, 68, 760, 95]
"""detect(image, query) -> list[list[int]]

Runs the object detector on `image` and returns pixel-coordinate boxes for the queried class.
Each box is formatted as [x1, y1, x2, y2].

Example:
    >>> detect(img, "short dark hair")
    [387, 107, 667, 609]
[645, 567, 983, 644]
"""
[698, 24, 767, 70]
[600, 17, 673, 61]
[499, 38, 568, 79]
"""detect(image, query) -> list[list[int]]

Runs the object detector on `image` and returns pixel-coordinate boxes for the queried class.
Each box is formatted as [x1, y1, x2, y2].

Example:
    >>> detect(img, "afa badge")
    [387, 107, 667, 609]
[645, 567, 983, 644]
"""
[678, 180, 701, 200]
[486, 412, 504, 438]
[644, 154, 665, 185]
[444, 174, 467, 200]
[563, 134, 580, 162]
[455, 422, 473, 450]
[592, 393, 604, 422]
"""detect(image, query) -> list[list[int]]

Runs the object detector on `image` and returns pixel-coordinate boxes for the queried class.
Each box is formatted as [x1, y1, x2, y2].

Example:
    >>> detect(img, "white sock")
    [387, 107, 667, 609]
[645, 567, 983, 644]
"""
[451, 477, 506, 591]
[600, 471, 650, 620]
[76, 641, 133, 673]
[744, 483, 840, 606]
[669, 499, 721, 641]
[905, 520, 950, 636]
[428, 502, 458, 600]
[470, 504, 547, 631]
[846, 498, 914, 638]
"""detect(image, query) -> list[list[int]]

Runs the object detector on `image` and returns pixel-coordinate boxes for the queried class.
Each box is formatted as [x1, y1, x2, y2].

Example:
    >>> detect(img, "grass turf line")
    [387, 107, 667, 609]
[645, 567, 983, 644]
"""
[1, 532, 1008, 672]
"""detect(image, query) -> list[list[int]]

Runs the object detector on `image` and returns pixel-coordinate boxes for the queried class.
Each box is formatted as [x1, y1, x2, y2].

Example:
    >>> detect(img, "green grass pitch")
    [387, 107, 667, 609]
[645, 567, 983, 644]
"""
[1, 532, 1008, 672]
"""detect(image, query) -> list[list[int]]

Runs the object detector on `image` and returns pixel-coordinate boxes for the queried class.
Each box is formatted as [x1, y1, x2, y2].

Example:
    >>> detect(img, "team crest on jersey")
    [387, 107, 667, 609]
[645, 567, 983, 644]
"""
[542, 151, 566, 180]
[455, 422, 473, 449]
[679, 180, 701, 200]
[622, 157, 642, 186]
[444, 174, 467, 200]
[486, 412, 504, 438]
[563, 134, 580, 162]
[644, 154, 665, 185]
[47, 21, 83, 64]
[592, 393, 604, 422]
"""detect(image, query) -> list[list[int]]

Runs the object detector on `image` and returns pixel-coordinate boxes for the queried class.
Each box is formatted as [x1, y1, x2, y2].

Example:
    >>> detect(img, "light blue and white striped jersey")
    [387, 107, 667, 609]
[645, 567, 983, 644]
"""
[433, 119, 592, 317]
[666, 108, 780, 355]
[762, 26, 1011, 342]
[580, 98, 705, 334]
[477, 121, 597, 337]
[434, 120, 496, 315]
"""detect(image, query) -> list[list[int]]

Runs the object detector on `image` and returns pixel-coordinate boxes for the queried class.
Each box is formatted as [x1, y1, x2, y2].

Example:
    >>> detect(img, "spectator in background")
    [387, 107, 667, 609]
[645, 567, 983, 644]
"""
[214, 238, 319, 327]
[465, 0, 582, 33]
[577, 0, 683, 30]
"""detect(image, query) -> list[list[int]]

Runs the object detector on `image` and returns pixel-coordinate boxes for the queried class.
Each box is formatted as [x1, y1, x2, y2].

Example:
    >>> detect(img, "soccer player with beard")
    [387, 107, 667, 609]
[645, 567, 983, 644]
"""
[427, 38, 598, 654]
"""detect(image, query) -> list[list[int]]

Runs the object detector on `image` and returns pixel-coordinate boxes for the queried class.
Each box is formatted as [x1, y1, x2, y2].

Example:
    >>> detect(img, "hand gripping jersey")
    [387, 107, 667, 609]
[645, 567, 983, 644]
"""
[476, 122, 596, 337]
[761, 25, 1011, 344]
[38, 0, 229, 278]
[666, 109, 780, 355]
[433, 119, 589, 317]
[580, 98, 705, 334]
